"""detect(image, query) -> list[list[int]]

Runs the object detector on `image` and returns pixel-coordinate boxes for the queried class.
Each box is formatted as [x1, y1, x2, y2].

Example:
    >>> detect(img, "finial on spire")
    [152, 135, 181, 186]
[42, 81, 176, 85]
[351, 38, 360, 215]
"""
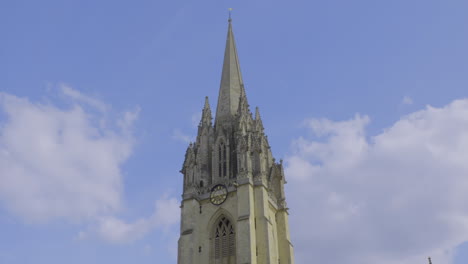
[204, 96, 210, 108]
[237, 85, 250, 116]
[228, 8, 233, 22]
[199, 96, 212, 127]
[428, 257, 432, 264]
[254, 106, 264, 131]
[255, 107, 261, 120]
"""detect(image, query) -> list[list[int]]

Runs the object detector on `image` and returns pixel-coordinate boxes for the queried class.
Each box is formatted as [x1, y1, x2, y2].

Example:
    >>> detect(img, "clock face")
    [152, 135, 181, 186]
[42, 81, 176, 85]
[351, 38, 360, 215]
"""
[210, 184, 228, 205]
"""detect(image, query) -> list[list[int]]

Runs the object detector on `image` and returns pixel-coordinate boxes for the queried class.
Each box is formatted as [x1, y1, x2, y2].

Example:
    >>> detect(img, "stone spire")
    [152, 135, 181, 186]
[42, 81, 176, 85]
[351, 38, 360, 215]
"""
[215, 18, 244, 127]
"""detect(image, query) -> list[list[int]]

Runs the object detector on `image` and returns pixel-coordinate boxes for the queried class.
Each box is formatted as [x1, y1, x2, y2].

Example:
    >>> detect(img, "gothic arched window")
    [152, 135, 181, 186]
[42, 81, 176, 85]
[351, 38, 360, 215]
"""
[213, 216, 236, 262]
[218, 142, 227, 177]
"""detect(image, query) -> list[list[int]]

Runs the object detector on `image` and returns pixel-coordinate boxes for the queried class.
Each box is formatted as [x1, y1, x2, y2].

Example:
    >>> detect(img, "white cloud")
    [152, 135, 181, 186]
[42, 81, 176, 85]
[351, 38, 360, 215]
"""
[171, 111, 202, 145]
[0, 90, 136, 222]
[0, 87, 181, 246]
[285, 99, 468, 264]
[96, 197, 179, 244]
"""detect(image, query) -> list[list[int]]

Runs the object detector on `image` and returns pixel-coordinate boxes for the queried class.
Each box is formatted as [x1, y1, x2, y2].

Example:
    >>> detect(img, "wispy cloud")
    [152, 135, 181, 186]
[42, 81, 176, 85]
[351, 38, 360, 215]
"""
[171, 129, 193, 144]
[60, 83, 109, 112]
[191, 111, 202, 128]
[286, 99, 468, 264]
[96, 197, 179, 244]
[402, 95, 413, 105]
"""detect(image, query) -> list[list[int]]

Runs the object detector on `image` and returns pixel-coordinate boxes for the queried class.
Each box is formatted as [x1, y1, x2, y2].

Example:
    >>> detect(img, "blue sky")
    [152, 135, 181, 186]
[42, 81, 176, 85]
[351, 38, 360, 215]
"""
[1, 0, 468, 263]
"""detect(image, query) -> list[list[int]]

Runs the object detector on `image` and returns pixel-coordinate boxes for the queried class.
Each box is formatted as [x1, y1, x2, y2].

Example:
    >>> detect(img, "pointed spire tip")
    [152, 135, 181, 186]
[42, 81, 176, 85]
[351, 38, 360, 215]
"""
[255, 107, 263, 122]
[215, 8, 244, 125]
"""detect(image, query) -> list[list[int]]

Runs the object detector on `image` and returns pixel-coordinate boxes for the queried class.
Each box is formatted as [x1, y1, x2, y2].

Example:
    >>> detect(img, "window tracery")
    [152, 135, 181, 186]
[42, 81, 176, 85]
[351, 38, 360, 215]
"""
[214, 216, 236, 262]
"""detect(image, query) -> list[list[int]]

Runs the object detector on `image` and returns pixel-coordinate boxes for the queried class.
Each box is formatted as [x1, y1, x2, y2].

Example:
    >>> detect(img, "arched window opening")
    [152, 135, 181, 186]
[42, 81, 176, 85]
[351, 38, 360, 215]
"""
[214, 216, 236, 262]
[200, 181, 204, 188]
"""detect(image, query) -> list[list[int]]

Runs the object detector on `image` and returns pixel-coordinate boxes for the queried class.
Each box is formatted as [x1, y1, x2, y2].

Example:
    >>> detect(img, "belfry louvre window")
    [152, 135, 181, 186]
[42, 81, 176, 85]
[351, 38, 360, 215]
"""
[214, 216, 236, 261]
[218, 143, 227, 177]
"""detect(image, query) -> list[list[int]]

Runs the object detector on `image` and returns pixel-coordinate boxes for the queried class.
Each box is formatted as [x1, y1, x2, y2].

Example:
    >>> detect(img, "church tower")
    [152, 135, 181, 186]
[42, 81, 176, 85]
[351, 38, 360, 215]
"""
[177, 18, 294, 264]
